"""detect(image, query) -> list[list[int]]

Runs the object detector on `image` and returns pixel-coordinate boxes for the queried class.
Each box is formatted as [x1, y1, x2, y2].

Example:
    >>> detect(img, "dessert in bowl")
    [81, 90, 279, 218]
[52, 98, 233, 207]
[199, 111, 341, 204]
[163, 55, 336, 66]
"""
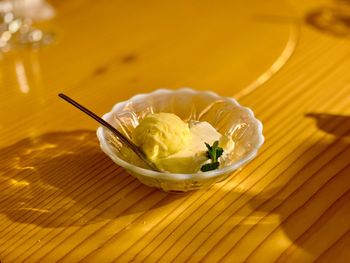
[96, 88, 264, 192]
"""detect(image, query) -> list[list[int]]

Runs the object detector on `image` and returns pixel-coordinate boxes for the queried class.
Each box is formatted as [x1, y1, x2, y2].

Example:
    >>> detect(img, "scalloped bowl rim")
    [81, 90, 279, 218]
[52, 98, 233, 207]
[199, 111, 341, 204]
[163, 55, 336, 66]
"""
[96, 88, 264, 181]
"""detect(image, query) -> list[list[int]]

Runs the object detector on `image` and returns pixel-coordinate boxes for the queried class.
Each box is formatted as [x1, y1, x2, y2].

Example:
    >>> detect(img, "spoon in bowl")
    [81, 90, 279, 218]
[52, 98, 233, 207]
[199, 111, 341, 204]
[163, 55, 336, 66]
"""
[58, 93, 160, 171]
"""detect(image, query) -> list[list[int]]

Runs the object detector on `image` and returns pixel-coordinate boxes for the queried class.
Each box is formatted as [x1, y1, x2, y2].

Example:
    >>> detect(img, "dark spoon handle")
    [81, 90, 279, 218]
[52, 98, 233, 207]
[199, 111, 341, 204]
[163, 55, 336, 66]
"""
[58, 93, 158, 171]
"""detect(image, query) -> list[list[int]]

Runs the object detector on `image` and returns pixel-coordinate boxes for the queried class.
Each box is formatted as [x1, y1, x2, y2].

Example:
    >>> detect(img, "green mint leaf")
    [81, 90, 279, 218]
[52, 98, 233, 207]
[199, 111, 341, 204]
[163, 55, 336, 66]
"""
[205, 142, 214, 160]
[216, 147, 223, 159]
[210, 140, 220, 162]
[205, 143, 212, 157]
[201, 162, 220, 172]
[213, 140, 219, 150]
[205, 142, 212, 151]
[202, 141, 224, 172]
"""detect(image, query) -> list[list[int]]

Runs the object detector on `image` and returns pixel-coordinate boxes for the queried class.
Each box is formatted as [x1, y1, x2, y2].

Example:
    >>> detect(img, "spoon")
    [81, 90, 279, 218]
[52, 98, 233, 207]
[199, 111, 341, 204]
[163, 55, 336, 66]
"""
[58, 93, 159, 171]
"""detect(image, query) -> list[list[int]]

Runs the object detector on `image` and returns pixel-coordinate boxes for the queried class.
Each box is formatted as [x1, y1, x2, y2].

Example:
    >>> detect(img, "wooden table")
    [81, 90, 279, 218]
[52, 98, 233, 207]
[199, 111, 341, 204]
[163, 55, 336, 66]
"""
[0, 0, 349, 262]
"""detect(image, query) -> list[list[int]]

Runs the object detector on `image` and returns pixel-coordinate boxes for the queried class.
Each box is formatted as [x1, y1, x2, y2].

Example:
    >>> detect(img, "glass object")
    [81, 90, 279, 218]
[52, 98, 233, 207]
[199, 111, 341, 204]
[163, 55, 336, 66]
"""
[97, 88, 264, 192]
[0, 0, 53, 51]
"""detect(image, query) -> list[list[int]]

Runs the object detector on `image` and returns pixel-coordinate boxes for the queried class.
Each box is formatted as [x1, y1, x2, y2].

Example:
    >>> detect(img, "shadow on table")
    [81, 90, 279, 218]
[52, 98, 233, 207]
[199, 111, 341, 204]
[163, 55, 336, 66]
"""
[305, 0, 350, 37]
[243, 113, 350, 260]
[305, 112, 350, 137]
[0, 130, 184, 228]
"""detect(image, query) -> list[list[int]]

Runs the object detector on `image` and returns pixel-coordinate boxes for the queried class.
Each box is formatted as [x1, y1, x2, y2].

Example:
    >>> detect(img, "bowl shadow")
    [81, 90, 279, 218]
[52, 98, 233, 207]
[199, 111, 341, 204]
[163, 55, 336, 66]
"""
[242, 113, 350, 260]
[0, 130, 185, 228]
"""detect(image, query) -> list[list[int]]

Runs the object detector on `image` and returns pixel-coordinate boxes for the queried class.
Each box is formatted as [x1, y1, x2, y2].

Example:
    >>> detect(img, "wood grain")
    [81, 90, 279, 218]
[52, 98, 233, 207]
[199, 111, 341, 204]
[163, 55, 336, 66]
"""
[0, 0, 349, 262]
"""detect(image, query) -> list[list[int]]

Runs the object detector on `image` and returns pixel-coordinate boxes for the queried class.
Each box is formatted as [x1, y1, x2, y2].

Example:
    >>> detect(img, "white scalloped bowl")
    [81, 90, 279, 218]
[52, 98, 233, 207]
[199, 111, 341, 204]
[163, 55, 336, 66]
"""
[97, 88, 264, 192]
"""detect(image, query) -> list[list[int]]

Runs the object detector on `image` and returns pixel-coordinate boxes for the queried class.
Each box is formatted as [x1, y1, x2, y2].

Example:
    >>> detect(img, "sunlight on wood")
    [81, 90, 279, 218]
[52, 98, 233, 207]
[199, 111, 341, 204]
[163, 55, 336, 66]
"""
[0, 0, 349, 261]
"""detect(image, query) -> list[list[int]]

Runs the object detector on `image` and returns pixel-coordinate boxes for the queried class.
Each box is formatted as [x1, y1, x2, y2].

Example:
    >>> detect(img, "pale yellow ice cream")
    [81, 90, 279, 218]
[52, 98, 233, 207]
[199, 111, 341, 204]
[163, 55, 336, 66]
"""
[133, 113, 191, 161]
[133, 113, 234, 173]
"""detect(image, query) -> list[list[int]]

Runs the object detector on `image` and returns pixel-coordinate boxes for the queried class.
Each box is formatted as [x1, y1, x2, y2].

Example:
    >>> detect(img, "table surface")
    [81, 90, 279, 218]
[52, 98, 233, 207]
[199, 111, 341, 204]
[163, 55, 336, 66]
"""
[1, 0, 349, 262]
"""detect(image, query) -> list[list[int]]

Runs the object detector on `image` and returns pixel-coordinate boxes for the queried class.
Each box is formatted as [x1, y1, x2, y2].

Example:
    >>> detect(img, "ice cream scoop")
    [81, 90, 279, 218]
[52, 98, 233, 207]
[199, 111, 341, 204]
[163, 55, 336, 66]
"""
[133, 113, 235, 173]
[133, 113, 192, 161]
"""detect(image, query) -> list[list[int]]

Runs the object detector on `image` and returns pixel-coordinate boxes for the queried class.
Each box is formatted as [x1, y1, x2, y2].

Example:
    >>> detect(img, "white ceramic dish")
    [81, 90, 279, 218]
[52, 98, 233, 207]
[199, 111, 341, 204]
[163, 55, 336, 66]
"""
[96, 88, 264, 192]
